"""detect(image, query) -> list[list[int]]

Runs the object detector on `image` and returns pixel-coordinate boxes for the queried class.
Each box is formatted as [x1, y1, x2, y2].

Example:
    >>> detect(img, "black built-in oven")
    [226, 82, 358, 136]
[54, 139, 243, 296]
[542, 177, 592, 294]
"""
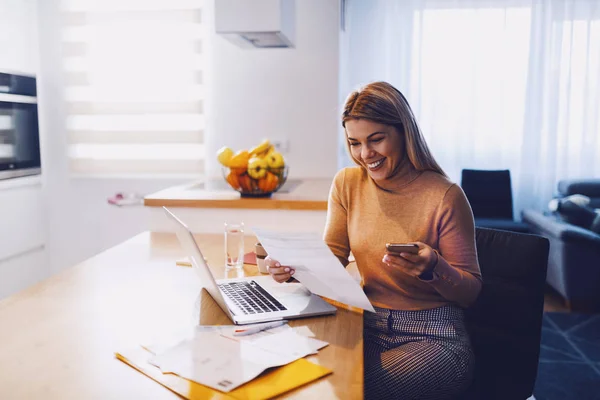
[0, 71, 41, 180]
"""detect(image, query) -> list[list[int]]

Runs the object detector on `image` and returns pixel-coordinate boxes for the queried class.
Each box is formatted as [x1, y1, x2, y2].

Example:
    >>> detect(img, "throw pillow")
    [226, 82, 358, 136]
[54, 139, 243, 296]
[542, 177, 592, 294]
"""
[549, 195, 598, 231]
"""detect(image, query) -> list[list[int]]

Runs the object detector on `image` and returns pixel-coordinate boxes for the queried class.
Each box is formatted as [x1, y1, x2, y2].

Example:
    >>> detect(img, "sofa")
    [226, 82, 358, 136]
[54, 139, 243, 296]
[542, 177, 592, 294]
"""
[522, 179, 600, 311]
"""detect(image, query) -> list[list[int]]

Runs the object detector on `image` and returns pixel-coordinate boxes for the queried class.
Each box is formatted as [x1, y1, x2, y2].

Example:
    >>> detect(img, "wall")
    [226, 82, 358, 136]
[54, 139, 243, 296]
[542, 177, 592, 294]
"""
[0, 0, 45, 299]
[206, 0, 340, 179]
[34, 0, 341, 281]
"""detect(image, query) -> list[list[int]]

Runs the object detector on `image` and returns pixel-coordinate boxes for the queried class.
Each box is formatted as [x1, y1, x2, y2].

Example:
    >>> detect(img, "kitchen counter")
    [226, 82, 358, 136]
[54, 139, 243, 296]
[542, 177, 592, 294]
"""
[144, 178, 333, 234]
[144, 178, 331, 211]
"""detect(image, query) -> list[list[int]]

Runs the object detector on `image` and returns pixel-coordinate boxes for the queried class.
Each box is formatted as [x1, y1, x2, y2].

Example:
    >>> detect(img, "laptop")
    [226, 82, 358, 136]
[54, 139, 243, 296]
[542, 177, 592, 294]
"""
[163, 207, 337, 325]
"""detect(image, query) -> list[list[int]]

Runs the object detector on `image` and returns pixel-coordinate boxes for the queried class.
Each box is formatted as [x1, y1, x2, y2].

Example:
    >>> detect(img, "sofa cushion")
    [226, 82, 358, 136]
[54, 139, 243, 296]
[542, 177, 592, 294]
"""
[551, 195, 600, 233]
[558, 179, 600, 198]
[522, 209, 600, 245]
[590, 212, 600, 235]
[589, 199, 600, 209]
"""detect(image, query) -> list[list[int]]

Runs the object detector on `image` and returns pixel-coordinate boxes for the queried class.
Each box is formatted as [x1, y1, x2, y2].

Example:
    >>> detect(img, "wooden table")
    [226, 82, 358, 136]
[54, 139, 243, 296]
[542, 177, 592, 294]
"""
[0, 232, 363, 399]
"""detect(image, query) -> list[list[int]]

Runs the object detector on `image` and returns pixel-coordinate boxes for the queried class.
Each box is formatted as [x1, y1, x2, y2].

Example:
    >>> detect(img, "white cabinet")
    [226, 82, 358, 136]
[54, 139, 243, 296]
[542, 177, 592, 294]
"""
[0, 179, 45, 262]
[0, 0, 43, 300]
[0, 179, 47, 300]
[0, 0, 39, 75]
[0, 245, 47, 299]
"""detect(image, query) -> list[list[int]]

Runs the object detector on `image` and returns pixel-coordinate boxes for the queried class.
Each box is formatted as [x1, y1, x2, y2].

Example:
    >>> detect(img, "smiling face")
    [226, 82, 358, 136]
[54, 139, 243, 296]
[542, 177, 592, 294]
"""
[345, 119, 407, 183]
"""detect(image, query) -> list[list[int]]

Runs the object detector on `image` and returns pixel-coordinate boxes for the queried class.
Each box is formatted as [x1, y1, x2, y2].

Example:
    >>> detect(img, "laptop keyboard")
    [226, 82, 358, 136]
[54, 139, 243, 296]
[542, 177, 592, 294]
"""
[219, 280, 288, 315]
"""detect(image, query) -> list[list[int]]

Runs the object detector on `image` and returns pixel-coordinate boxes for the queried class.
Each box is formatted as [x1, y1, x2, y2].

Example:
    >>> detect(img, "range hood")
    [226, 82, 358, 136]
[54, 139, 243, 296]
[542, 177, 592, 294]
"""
[215, 0, 295, 48]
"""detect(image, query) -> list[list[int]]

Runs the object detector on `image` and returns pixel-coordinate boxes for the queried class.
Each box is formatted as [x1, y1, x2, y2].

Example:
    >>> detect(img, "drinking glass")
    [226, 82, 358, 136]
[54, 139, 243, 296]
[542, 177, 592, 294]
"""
[224, 222, 244, 270]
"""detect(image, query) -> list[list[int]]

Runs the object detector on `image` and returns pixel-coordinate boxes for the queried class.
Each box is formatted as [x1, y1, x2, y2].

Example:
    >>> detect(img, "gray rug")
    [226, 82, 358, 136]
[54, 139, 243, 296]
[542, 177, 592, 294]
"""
[534, 312, 600, 400]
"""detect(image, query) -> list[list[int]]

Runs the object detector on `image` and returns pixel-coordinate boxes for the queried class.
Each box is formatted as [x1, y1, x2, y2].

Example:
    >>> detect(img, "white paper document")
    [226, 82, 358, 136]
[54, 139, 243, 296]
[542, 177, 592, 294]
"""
[293, 326, 316, 337]
[252, 228, 375, 312]
[147, 325, 328, 392]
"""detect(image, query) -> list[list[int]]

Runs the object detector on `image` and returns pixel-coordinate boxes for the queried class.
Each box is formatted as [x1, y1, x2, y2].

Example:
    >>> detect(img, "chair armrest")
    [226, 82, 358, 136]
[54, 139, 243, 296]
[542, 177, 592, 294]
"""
[521, 210, 600, 245]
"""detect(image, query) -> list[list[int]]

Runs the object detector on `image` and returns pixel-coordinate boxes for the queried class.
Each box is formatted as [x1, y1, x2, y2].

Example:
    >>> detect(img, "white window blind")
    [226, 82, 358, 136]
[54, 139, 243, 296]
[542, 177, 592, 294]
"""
[61, 0, 206, 177]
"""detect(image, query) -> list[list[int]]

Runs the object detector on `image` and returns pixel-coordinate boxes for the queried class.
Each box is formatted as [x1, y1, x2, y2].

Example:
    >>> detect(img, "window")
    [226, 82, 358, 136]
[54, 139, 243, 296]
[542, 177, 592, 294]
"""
[553, 18, 600, 177]
[61, 0, 206, 177]
[411, 5, 532, 176]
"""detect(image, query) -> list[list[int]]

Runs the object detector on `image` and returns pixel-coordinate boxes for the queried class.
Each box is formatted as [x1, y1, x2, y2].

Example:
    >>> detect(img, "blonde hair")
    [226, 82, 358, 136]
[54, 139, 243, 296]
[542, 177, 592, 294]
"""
[342, 81, 447, 177]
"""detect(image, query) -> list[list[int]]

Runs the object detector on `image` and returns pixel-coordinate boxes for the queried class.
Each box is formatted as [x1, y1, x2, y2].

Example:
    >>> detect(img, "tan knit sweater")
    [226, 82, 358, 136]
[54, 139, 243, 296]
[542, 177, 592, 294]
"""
[324, 167, 482, 311]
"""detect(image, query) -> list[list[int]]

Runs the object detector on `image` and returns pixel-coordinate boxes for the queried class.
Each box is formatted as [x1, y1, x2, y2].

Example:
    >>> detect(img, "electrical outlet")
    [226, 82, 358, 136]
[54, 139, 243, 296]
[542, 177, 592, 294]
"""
[271, 139, 290, 153]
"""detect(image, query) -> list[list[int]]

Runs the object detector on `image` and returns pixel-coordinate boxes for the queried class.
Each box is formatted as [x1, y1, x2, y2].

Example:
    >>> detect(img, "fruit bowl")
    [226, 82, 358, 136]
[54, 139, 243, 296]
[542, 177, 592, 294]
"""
[222, 166, 288, 197]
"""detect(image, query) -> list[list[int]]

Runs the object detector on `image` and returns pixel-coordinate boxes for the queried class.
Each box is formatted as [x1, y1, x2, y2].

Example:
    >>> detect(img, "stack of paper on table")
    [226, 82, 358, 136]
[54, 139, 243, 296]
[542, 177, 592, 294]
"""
[115, 324, 331, 400]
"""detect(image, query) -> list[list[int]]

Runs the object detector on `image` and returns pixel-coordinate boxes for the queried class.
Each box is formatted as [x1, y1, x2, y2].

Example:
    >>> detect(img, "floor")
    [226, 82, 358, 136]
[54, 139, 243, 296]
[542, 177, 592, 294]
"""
[543, 285, 571, 313]
[536, 286, 600, 400]
[532, 286, 567, 400]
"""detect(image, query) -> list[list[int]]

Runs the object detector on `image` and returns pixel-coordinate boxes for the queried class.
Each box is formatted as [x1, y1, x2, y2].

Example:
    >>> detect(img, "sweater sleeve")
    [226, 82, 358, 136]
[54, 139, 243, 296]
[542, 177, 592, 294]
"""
[427, 184, 482, 308]
[323, 170, 351, 267]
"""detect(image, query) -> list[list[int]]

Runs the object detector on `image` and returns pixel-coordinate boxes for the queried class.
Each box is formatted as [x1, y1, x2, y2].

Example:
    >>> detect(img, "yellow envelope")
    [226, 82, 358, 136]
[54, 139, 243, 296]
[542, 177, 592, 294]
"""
[116, 347, 332, 400]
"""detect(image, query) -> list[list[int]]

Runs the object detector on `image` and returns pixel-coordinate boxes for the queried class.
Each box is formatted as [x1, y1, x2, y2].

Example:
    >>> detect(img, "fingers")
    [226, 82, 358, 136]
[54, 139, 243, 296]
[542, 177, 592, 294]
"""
[265, 256, 295, 283]
[393, 252, 420, 262]
[383, 252, 415, 266]
[382, 252, 423, 278]
[409, 242, 435, 266]
[383, 242, 435, 277]
[272, 272, 291, 283]
[388, 241, 431, 262]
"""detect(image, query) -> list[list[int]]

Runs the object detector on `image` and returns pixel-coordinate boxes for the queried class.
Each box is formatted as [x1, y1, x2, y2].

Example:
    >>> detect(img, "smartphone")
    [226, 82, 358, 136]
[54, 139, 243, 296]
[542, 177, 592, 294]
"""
[385, 243, 419, 254]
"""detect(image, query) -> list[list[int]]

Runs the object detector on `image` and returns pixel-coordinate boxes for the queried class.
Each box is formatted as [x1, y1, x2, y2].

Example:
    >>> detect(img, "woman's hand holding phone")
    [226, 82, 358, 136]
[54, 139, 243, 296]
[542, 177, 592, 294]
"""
[383, 242, 438, 278]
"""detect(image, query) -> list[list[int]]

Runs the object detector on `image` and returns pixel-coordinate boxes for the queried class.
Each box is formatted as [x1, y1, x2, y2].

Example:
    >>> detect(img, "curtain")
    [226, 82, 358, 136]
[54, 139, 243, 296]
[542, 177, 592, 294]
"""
[340, 0, 600, 216]
[60, 0, 206, 177]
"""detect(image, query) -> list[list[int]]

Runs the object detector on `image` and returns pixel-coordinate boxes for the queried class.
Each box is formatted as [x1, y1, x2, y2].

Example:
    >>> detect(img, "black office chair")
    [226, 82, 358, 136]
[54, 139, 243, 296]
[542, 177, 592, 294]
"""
[460, 169, 530, 233]
[460, 227, 549, 400]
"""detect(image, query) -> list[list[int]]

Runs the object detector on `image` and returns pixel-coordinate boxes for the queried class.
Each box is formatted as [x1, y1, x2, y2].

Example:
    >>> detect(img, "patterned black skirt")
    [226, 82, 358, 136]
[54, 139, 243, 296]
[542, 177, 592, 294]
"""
[364, 305, 474, 400]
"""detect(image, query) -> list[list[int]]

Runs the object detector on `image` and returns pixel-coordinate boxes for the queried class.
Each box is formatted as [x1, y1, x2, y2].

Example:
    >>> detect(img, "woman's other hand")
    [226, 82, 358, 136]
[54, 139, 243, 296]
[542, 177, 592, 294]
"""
[265, 256, 295, 283]
[382, 242, 438, 278]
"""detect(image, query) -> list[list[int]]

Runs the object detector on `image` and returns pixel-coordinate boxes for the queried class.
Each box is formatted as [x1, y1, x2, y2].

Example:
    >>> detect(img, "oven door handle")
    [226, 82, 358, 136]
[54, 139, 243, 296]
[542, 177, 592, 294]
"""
[0, 93, 37, 104]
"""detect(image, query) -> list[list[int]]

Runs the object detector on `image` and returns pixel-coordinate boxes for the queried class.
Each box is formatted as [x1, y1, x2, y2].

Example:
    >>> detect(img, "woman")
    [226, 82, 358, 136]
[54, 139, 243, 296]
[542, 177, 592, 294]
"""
[266, 81, 482, 400]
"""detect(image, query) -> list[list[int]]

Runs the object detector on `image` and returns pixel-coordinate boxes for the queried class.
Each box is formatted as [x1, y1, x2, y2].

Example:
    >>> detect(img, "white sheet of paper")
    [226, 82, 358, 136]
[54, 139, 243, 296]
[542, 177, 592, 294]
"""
[293, 326, 316, 337]
[149, 331, 297, 392]
[215, 324, 326, 354]
[252, 228, 375, 312]
[148, 326, 326, 392]
[219, 323, 292, 341]
[249, 329, 328, 355]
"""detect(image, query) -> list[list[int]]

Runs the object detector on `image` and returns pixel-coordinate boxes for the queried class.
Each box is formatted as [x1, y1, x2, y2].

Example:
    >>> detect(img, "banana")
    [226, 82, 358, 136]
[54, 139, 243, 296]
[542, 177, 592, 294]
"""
[262, 145, 275, 158]
[229, 150, 250, 169]
[216, 146, 234, 167]
[249, 139, 271, 157]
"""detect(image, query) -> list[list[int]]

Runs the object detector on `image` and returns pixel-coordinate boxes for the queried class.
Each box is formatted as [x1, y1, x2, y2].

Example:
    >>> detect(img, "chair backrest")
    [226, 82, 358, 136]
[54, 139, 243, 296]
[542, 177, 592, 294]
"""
[461, 227, 549, 400]
[460, 169, 514, 219]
